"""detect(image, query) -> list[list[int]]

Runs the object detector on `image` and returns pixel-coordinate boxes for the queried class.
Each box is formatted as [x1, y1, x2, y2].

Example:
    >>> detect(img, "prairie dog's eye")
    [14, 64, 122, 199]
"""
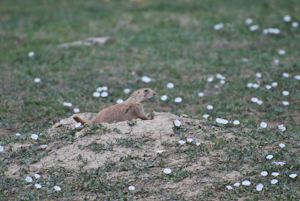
[144, 89, 148, 92]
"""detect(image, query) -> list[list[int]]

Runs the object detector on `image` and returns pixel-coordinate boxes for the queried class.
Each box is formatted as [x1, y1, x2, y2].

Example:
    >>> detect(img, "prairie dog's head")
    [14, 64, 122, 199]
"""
[133, 88, 156, 103]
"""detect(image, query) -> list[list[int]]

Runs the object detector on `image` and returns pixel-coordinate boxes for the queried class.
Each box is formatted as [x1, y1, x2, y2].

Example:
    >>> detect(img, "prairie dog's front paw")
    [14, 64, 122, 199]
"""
[148, 111, 154, 120]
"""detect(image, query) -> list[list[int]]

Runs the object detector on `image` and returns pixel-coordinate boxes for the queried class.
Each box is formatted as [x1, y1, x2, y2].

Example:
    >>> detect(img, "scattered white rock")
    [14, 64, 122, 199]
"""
[247, 83, 253, 88]
[220, 80, 225, 85]
[278, 124, 286, 132]
[16, 133, 21, 136]
[265, 85, 272, 89]
[253, 83, 259, 88]
[282, 91, 289, 96]
[35, 183, 42, 188]
[266, 154, 273, 160]
[0, 146, 4, 152]
[196, 142, 200, 146]
[278, 50, 286, 55]
[178, 140, 186, 145]
[271, 172, 279, 177]
[101, 86, 108, 91]
[251, 97, 259, 103]
[156, 150, 164, 154]
[34, 174, 41, 179]
[294, 75, 300, 80]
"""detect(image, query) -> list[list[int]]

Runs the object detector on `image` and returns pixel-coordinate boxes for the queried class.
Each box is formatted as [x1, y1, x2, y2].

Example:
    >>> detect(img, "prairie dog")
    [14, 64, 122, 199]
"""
[73, 88, 156, 124]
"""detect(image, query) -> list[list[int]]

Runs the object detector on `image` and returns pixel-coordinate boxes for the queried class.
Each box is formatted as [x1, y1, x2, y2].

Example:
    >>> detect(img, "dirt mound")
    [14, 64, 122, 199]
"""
[5, 112, 243, 199]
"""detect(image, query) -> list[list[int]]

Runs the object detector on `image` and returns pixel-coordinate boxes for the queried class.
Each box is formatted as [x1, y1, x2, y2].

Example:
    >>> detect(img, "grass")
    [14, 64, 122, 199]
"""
[1, 0, 300, 200]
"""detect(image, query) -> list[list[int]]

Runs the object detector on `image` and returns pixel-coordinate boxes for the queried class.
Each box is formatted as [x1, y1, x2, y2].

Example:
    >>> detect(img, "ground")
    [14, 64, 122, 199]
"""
[0, 0, 300, 200]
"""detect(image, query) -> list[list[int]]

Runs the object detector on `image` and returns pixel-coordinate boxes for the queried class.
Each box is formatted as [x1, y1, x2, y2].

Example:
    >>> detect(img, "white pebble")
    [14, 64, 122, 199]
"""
[178, 140, 186, 145]
[271, 172, 279, 177]
[294, 75, 300, 80]
[96, 87, 103, 92]
[251, 97, 259, 103]
[233, 182, 240, 187]
[34, 174, 41, 179]
[220, 80, 225, 85]
[35, 183, 42, 188]
[226, 185, 233, 190]
[63, 102, 73, 107]
[187, 138, 193, 143]
[274, 59, 279, 64]
[266, 154, 273, 160]
[196, 142, 200, 146]
[0, 146, 4, 152]
[252, 83, 259, 88]
[156, 150, 164, 154]
[25, 176, 33, 182]
[174, 120, 181, 127]
[101, 86, 108, 91]
[16, 133, 21, 136]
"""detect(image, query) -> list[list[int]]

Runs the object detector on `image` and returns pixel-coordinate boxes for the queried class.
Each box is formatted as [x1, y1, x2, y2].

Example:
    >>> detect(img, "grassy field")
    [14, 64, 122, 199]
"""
[1, 0, 300, 200]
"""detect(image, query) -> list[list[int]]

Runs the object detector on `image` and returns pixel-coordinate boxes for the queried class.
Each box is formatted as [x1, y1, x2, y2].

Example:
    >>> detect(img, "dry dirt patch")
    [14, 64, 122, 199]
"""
[5, 112, 247, 199]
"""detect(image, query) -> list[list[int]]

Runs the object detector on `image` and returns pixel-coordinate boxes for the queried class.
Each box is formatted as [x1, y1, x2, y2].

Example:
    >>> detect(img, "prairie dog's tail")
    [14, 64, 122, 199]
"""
[73, 116, 91, 125]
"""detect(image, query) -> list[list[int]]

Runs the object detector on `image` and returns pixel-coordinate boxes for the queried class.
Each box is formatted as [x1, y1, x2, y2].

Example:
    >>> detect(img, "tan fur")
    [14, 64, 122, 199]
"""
[73, 88, 156, 124]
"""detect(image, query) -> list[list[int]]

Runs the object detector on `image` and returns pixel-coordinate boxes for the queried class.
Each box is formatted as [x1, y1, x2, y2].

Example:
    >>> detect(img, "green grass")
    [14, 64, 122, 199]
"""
[1, 0, 300, 200]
